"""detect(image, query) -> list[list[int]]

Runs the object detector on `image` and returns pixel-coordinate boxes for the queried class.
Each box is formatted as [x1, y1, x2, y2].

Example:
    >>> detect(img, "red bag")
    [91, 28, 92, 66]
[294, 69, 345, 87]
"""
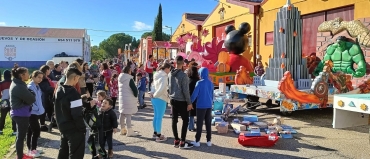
[238, 133, 279, 147]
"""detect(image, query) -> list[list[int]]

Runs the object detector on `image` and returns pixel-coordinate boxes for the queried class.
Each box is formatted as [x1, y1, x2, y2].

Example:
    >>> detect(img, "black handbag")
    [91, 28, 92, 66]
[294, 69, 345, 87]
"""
[0, 99, 9, 109]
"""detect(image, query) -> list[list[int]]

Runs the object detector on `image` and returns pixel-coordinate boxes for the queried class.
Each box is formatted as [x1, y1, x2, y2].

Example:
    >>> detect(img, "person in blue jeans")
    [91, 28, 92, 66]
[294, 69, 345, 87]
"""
[190, 67, 214, 147]
[137, 73, 146, 109]
[150, 63, 171, 142]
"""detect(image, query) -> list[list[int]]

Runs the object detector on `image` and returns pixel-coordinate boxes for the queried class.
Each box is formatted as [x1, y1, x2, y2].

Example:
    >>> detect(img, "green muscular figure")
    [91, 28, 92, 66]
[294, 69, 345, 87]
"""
[314, 36, 366, 78]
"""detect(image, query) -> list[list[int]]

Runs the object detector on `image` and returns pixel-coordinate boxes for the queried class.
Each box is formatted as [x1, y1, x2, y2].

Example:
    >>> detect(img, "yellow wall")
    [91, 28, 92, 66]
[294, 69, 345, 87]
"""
[201, 0, 255, 44]
[171, 14, 199, 42]
[259, 0, 370, 66]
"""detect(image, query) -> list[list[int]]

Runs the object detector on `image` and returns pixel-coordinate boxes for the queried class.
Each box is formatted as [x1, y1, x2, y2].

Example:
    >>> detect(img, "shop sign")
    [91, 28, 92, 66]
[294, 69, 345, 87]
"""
[4, 45, 16, 61]
[0, 36, 82, 43]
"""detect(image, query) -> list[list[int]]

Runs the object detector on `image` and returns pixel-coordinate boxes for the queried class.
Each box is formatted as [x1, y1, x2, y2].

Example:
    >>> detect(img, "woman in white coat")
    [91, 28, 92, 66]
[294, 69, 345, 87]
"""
[150, 63, 171, 142]
[118, 66, 139, 136]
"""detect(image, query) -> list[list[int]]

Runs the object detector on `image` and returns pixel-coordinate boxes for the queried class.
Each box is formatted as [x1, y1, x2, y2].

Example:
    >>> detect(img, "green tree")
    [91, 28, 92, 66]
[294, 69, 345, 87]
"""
[141, 32, 170, 41]
[91, 45, 106, 60]
[152, 4, 163, 41]
[141, 32, 152, 38]
[131, 37, 138, 49]
[99, 33, 133, 57]
[162, 33, 171, 41]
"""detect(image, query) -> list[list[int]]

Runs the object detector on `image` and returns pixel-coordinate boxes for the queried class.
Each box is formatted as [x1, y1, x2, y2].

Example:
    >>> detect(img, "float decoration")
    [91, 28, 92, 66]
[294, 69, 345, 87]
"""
[164, 41, 171, 49]
[235, 66, 253, 85]
[264, 3, 310, 84]
[202, 28, 209, 37]
[304, 53, 321, 78]
[224, 22, 254, 73]
[313, 36, 366, 78]
[318, 17, 370, 47]
[204, 38, 227, 64]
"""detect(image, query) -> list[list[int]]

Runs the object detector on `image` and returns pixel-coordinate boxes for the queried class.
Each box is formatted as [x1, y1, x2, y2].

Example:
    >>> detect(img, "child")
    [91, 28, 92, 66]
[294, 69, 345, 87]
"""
[110, 74, 118, 110]
[190, 67, 214, 147]
[96, 75, 107, 92]
[81, 94, 106, 159]
[99, 98, 118, 158]
[96, 90, 107, 107]
[27, 70, 45, 157]
[137, 73, 146, 109]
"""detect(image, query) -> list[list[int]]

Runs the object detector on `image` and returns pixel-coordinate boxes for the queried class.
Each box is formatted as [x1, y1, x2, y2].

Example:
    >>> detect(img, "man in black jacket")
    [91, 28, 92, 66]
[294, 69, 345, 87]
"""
[54, 67, 86, 159]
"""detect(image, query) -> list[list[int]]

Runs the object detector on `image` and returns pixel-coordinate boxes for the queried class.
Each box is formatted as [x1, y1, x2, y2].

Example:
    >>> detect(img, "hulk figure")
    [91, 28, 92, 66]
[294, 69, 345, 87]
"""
[314, 36, 366, 78]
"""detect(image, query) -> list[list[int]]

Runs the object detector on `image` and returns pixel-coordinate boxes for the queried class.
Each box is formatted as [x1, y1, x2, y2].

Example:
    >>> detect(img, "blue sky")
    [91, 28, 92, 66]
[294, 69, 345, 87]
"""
[0, 0, 216, 46]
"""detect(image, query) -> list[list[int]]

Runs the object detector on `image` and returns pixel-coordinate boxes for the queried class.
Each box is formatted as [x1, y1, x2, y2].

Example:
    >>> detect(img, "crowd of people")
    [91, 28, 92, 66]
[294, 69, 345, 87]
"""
[0, 54, 215, 159]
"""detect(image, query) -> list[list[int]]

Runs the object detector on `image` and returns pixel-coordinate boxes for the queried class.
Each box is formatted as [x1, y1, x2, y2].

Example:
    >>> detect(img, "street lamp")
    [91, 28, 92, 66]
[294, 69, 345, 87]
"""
[164, 25, 173, 40]
[125, 43, 131, 61]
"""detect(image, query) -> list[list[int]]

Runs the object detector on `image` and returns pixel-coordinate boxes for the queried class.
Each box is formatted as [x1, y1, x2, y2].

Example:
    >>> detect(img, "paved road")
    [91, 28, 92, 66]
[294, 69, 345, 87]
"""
[8, 96, 370, 159]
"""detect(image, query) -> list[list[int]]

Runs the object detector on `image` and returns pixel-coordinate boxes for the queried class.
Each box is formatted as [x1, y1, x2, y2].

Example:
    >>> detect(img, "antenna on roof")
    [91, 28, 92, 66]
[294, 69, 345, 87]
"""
[283, 0, 292, 7]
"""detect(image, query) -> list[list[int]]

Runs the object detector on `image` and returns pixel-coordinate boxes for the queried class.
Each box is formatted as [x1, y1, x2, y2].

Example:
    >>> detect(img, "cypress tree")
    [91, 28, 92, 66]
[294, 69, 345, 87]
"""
[152, 4, 163, 41]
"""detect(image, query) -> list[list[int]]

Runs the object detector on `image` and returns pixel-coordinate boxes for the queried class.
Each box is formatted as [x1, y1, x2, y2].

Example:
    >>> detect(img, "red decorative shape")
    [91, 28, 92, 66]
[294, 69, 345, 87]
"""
[229, 53, 254, 73]
[204, 37, 227, 64]
[202, 29, 209, 37]
[164, 41, 171, 49]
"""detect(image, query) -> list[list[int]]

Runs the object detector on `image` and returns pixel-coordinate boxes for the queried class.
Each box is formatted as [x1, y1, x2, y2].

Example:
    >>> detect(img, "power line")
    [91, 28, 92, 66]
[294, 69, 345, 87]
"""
[87, 27, 172, 33]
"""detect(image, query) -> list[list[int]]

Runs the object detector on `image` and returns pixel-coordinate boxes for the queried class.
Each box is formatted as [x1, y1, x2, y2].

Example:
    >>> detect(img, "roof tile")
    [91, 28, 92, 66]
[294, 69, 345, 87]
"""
[0, 26, 86, 38]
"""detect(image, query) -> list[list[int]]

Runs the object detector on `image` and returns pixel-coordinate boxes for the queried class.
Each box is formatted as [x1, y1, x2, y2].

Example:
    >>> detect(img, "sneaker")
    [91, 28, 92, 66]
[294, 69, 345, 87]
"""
[190, 141, 200, 147]
[206, 141, 212, 147]
[179, 141, 193, 149]
[12, 132, 17, 136]
[143, 104, 147, 108]
[0, 131, 3, 135]
[18, 153, 34, 159]
[152, 134, 157, 139]
[155, 135, 167, 142]
[29, 150, 41, 157]
[174, 139, 180, 148]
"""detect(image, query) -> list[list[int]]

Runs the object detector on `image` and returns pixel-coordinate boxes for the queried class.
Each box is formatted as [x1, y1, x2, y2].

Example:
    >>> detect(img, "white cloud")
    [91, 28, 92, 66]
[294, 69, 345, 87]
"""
[132, 21, 152, 31]
[0, 22, 6, 26]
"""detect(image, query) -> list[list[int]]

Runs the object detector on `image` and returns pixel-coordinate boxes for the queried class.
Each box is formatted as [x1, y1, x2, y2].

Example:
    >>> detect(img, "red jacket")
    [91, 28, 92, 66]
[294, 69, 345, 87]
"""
[145, 61, 154, 73]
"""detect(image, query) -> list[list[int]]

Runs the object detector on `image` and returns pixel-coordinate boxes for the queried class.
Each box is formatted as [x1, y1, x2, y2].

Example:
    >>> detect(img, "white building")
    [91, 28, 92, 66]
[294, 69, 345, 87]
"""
[0, 26, 90, 68]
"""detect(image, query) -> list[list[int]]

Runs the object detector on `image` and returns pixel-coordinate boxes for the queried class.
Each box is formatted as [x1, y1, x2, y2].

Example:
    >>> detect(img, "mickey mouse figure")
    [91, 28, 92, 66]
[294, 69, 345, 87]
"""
[224, 22, 254, 73]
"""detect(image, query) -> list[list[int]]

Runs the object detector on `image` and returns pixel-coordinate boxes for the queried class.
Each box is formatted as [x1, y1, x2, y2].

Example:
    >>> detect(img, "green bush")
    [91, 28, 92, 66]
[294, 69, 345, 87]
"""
[0, 115, 16, 158]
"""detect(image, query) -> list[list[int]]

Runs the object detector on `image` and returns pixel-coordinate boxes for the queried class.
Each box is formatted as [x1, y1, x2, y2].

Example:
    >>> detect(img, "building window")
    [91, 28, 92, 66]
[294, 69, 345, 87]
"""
[265, 32, 274, 45]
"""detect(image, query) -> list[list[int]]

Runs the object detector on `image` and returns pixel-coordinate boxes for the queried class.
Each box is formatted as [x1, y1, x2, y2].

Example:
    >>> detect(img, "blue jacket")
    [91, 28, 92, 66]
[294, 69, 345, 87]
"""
[28, 81, 45, 115]
[191, 67, 214, 109]
[137, 77, 146, 92]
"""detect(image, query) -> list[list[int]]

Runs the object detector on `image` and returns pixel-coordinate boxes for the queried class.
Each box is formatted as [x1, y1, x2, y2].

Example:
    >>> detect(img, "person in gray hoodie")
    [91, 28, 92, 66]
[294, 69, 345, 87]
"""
[9, 66, 36, 159]
[168, 55, 194, 149]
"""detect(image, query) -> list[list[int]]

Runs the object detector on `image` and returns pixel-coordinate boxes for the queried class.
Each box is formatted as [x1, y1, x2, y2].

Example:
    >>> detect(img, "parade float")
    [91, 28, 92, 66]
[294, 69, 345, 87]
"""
[229, 0, 370, 116]
[173, 23, 255, 86]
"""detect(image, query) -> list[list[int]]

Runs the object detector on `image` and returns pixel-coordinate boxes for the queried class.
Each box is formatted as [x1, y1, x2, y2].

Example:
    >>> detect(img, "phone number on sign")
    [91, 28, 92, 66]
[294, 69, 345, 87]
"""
[4, 47, 16, 56]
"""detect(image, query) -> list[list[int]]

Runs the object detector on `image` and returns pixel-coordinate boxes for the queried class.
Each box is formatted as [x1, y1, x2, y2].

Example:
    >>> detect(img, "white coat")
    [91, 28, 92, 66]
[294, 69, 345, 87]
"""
[150, 70, 169, 102]
[118, 73, 138, 114]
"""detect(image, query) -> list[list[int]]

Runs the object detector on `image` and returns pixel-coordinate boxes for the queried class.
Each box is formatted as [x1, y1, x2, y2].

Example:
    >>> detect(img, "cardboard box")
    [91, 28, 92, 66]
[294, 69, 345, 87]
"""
[243, 115, 258, 122]
[254, 122, 268, 129]
[231, 123, 246, 131]
[219, 83, 226, 95]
